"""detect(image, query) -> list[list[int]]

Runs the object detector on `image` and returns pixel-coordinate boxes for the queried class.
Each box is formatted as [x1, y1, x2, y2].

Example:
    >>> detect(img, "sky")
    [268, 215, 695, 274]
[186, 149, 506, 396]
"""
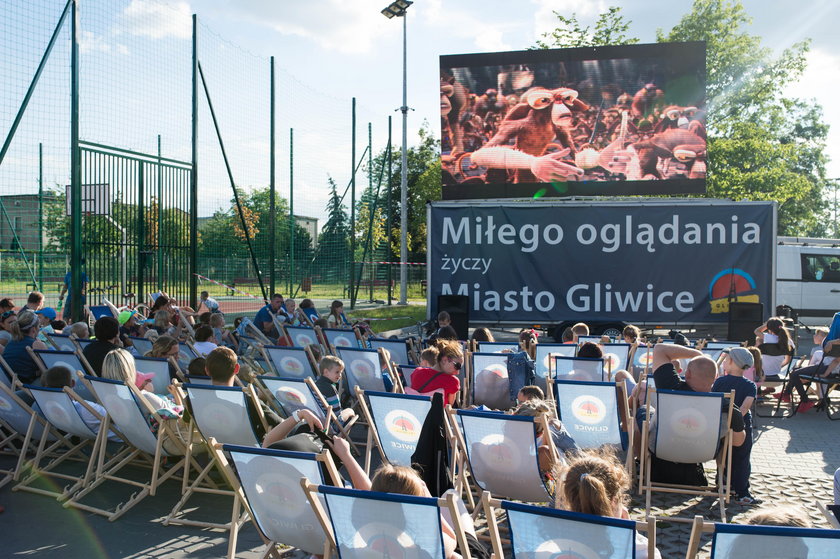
[2, 0, 839, 227]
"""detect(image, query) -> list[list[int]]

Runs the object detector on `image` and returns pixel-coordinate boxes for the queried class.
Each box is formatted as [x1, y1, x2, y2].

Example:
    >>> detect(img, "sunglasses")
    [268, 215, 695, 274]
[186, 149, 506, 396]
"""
[452, 361, 463, 371]
[1, 311, 16, 319]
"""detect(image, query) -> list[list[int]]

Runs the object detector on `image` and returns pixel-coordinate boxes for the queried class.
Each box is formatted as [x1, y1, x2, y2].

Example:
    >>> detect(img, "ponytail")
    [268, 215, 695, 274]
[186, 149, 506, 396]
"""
[576, 473, 614, 517]
[767, 317, 792, 351]
[9, 310, 38, 341]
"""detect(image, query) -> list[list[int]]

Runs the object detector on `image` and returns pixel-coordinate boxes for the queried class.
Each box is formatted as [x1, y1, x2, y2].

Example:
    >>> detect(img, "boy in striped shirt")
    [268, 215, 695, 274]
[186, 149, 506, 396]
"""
[314, 355, 355, 422]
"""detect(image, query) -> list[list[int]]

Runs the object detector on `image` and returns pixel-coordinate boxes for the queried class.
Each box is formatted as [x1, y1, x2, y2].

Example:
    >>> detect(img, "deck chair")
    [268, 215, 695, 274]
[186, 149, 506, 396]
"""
[553, 379, 632, 469]
[219, 443, 342, 558]
[602, 343, 632, 375]
[302, 482, 473, 559]
[164, 383, 262, 558]
[134, 355, 173, 395]
[282, 324, 321, 348]
[66, 375, 190, 521]
[260, 345, 317, 379]
[0, 381, 57, 489]
[177, 341, 199, 370]
[704, 341, 743, 350]
[88, 305, 116, 321]
[450, 409, 552, 504]
[14, 384, 114, 500]
[483, 493, 658, 559]
[640, 388, 734, 522]
[259, 376, 324, 418]
[578, 335, 606, 345]
[686, 515, 840, 559]
[469, 352, 512, 410]
[534, 343, 576, 392]
[554, 355, 607, 382]
[356, 389, 433, 474]
[73, 337, 93, 353]
[399, 364, 418, 388]
[369, 337, 411, 365]
[321, 327, 361, 353]
[336, 347, 387, 393]
[128, 336, 154, 356]
[30, 348, 96, 400]
[477, 341, 519, 353]
[755, 354, 804, 419]
[45, 333, 78, 352]
[632, 343, 656, 379]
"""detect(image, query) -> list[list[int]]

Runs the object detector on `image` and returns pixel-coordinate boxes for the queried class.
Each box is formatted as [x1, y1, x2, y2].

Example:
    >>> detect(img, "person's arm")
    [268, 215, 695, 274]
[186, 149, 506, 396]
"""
[261, 408, 323, 448]
[739, 396, 755, 416]
[32, 339, 48, 350]
[729, 407, 746, 447]
[328, 436, 371, 490]
[651, 343, 702, 371]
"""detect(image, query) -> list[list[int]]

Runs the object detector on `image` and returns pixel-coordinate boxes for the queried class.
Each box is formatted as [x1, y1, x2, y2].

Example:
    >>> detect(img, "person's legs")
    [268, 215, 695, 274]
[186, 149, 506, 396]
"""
[730, 425, 754, 500]
[783, 364, 825, 400]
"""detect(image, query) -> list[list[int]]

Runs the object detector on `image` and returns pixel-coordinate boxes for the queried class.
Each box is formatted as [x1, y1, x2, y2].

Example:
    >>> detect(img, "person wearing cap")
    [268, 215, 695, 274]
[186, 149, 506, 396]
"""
[1, 309, 48, 385]
[118, 310, 146, 349]
[714, 347, 758, 505]
[35, 307, 57, 339]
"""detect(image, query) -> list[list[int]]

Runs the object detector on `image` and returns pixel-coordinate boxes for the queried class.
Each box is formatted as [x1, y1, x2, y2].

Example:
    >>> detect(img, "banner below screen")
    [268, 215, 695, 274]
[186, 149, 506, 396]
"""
[428, 202, 775, 323]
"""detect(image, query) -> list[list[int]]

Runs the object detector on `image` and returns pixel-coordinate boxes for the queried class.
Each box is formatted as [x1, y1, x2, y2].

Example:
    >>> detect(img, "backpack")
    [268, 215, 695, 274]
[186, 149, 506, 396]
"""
[506, 351, 535, 402]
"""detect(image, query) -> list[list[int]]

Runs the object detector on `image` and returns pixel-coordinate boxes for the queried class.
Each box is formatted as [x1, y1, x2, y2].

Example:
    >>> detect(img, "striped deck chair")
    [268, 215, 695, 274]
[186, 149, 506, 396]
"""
[483, 493, 657, 559]
[66, 375, 190, 521]
[356, 389, 432, 474]
[302, 482, 473, 559]
[217, 443, 342, 558]
[687, 515, 840, 559]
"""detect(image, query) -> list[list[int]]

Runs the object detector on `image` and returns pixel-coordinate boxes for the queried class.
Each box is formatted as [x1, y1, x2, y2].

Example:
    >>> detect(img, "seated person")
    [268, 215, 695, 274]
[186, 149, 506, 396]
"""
[298, 298, 319, 324]
[326, 300, 351, 328]
[209, 313, 234, 348]
[204, 347, 281, 439]
[191, 325, 218, 356]
[313, 356, 356, 423]
[513, 399, 579, 471]
[102, 348, 184, 415]
[409, 339, 463, 406]
[41, 365, 121, 442]
[516, 385, 544, 404]
[633, 343, 746, 486]
[187, 357, 206, 377]
[144, 335, 181, 381]
[82, 317, 122, 377]
[254, 293, 284, 340]
[755, 317, 795, 381]
[2, 310, 48, 384]
[778, 326, 840, 413]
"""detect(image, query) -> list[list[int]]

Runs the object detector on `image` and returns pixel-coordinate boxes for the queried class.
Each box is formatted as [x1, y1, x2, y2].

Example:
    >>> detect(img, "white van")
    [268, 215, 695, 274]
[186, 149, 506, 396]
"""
[776, 237, 840, 326]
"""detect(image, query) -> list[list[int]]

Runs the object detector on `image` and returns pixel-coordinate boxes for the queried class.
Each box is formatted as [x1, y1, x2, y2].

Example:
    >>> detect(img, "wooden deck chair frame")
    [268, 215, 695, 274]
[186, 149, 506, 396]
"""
[368, 337, 412, 368]
[45, 332, 78, 352]
[685, 514, 840, 559]
[29, 347, 96, 377]
[640, 389, 735, 523]
[215, 441, 342, 559]
[301, 480, 473, 559]
[304, 376, 361, 453]
[818, 503, 840, 529]
[280, 324, 322, 351]
[482, 492, 658, 559]
[13, 384, 124, 501]
[354, 387, 432, 474]
[446, 408, 557, 515]
[259, 344, 318, 379]
[163, 383, 265, 559]
[65, 374, 193, 521]
[296, 307, 315, 327]
[550, 377, 634, 472]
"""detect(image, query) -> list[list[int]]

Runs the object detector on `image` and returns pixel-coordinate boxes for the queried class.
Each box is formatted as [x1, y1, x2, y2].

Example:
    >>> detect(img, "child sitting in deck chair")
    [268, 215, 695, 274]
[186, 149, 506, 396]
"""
[313, 355, 356, 423]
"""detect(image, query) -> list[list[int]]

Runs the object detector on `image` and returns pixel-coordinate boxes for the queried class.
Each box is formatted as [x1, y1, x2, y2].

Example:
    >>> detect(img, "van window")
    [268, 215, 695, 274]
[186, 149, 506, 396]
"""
[801, 254, 840, 282]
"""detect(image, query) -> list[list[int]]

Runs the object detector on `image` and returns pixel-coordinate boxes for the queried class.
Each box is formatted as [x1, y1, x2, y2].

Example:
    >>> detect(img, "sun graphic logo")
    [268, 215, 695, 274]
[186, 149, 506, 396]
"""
[478, 433, 521, 473]
[481, 363, 508, 379]
[257, 472, 305, 519]
[708, 268, 760, 314]
[277, 386, 306, 405]
[335, 336, 353, 347]
[295, 334, 313, 347]
[671, 408, 707, 438]
[353, 524, 416, 559]
[604, 353, 622, 372]
[570, 394, 607, 425]
[384, 409, 420, 443]
[104, 395, 132, 423]
[350, 359, 374, 380]
[635, 350, 653, 367]
[533, 539, 600, 559]
[45, 401, 69, 425]
[280, 357, 304, 376]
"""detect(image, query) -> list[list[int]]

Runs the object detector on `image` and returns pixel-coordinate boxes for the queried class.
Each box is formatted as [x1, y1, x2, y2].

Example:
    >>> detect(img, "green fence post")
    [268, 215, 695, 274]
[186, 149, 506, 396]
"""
[387, 116, 392, 305]
[38, 142, 43, 291]
[289, 128, 295, 298]
[350, 97, 356, 309]
[189, 13, 199, 310]
[269, 56, 276, 297]
[69, 0, 82, 322]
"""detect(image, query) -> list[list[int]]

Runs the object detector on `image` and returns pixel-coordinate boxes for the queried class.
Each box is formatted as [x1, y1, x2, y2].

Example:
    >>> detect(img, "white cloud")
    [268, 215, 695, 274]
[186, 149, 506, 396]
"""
[79, 30, 111, 54]
[531, 0, 608, 41]
[122, 0, 192, 40]
[789, 47, 840, 177]
[419, 0, 513, 52]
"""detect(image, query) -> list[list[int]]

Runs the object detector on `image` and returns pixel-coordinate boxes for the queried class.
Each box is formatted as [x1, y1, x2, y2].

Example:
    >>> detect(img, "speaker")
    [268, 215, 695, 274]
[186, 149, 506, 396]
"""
[436, 295, 469, 341]
[728, 302, 764, 343]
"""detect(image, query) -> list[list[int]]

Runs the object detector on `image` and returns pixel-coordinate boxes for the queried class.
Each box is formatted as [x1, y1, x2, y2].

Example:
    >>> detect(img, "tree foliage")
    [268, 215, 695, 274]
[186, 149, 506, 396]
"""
[534, 6, 639, 49]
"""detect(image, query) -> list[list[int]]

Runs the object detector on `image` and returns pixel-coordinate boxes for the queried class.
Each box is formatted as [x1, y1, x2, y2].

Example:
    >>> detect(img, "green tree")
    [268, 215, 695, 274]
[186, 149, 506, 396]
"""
[318, 177, 351, 282]
[533, 6, 639, 49]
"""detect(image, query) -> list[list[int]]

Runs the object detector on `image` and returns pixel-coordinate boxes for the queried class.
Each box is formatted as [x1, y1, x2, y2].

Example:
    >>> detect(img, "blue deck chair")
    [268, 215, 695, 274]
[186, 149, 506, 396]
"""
[134, 355, 172, 395]
[219, 444, 342, 558]
[30, 349, 96, 400]
[470, 352, 512, 410]
[89, 305, 115, 321]
[302, 483, 473, 559]
[73, 337, 93, 353]
[399, 364, 418, 388]
[165, 383, 262, 558]
[451, 409, 551, 504]
[534, 343, 576, 393]
[128, 336, 154, 356]
[15, 384, 116, 500]
[602, 343, 632, 375]
[477, 341, 519, 353]
[554, 379, 629, 451]
[184, 374, 214, 385]
[356, 389, 433, 473]
[687, 516, 840, 559]
[177, 341, 199, 370]
[640, 388, 735, 522]
[260, 345, 316, 379]
[259, 376, 325, 419]
[483, 493, 657, 559]
[336, 347, 387, 393]
[322, 327, 360, 352]
[369, 337, 411, 365]
[0, 381, 56, 489]
[283, 325, 320, 348]
[554, 356, 607, 382]
[578, 335, 606, 346]
[67, 375, 190, 521]
[45, 333, 78, 352]
[704, 341, 743, 350]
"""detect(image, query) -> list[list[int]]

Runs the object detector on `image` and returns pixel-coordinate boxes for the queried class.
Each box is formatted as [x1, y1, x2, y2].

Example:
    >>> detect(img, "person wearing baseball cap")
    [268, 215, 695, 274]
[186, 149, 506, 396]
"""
[118, 309, 146, 349]
[35, 307, 58, 336]
[714, 346, 758, 505]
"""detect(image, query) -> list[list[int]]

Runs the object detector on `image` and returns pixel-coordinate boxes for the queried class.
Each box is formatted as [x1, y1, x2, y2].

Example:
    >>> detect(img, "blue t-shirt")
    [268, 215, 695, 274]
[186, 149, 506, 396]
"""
[3, 337, 39, 384]
[253, 305, 277, 335]
[713, 374, 757, 429]
[63, 271, 89, 302]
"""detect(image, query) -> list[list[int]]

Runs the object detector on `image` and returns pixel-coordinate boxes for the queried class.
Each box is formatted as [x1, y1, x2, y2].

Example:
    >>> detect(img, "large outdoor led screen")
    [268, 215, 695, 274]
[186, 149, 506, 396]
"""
[440, 42, 706, 200]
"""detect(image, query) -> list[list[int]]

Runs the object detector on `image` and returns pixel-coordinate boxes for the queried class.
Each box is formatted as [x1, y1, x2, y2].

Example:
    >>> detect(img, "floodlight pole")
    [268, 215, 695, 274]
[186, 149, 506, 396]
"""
[399, 9, 409, 305]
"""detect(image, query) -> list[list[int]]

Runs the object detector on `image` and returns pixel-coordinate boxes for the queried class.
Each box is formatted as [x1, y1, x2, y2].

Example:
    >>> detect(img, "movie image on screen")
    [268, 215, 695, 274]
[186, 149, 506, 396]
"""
[440, 41, 706, 200]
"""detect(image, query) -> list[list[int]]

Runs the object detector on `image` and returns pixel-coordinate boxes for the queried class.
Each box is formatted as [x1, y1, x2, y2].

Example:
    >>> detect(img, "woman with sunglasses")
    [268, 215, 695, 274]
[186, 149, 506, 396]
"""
[0, 309, 17, 349]
[409, 339, 464, 406]
[2, 310, 48, 384]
